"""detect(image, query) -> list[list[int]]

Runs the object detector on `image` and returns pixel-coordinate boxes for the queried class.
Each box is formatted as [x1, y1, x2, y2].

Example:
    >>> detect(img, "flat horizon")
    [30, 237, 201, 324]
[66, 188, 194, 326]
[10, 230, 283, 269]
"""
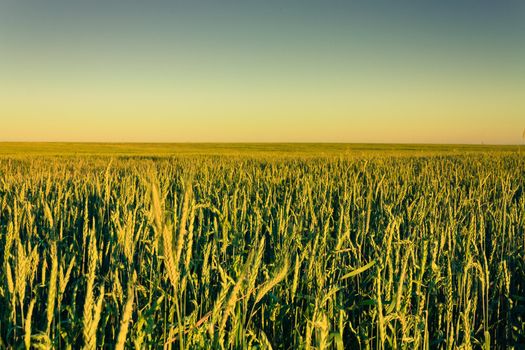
[1, 142, 522, 158]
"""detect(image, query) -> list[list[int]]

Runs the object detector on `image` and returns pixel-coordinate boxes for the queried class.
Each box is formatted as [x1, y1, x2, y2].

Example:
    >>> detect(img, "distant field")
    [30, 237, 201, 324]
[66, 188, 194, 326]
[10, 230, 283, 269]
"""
[0, 142, 521, 157]
[0, 145, 523, 349]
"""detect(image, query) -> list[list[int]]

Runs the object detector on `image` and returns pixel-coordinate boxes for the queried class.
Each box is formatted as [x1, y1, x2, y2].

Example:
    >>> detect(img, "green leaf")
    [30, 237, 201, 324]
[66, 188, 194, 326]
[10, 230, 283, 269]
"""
[341, 260, 376, 280]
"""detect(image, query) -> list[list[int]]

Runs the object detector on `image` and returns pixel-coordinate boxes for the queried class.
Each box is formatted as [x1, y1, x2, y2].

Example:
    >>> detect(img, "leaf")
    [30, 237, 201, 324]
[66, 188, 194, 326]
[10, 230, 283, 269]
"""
[341, 260, 376, 280]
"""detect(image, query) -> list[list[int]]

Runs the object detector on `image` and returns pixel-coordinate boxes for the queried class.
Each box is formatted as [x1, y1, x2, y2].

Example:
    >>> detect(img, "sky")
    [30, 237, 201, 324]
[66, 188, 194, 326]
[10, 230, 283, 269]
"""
[0, 0, 524, 143]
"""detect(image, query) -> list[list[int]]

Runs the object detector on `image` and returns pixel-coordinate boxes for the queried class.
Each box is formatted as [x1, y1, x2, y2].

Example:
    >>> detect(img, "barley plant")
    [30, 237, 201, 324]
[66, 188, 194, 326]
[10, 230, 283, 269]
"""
[0, 150, 524, 349]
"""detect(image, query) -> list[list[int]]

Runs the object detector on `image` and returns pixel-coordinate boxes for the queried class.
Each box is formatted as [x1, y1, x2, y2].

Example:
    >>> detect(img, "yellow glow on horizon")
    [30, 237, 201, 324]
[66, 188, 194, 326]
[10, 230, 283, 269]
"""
[2, 78, 523, 143]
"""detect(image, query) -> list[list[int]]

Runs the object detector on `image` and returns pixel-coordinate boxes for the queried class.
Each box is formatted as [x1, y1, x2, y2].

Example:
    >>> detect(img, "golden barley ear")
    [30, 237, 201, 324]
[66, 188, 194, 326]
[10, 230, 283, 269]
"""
[115, 271, 137, 350]
[83, 230, 105, 350]
[24, 298, 36, 350]
[254, 258, 289, 305]
[46, 242, 58, 334]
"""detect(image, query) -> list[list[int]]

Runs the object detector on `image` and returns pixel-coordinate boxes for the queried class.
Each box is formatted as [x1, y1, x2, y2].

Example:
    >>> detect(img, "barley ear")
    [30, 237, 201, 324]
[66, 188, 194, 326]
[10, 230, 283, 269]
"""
[24, 298, 36, 350]
[115, 272, 137, 350]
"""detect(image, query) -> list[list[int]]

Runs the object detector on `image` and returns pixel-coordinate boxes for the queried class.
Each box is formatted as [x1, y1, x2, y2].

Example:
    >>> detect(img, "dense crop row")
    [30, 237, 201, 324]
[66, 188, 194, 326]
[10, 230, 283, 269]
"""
[0, 154, 524, 349]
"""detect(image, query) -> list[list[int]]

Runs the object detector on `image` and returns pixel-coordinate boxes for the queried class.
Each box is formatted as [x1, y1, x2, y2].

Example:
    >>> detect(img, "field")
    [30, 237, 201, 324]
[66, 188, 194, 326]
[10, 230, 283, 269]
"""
[0, 143, 524, 349]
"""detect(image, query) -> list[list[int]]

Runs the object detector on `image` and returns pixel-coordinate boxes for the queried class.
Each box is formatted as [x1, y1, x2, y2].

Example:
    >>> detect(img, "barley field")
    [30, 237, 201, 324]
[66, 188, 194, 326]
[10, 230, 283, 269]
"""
[0, 144, 524, 349]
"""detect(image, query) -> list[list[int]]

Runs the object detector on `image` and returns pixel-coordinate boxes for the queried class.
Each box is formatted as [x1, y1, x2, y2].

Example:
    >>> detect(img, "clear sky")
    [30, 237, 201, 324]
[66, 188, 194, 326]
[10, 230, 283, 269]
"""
[0, 0, 524, 143]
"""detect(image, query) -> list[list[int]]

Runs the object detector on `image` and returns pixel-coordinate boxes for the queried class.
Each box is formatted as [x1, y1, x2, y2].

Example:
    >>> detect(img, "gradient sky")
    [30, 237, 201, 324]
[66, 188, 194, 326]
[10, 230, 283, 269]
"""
[0, 0, 524, 143]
